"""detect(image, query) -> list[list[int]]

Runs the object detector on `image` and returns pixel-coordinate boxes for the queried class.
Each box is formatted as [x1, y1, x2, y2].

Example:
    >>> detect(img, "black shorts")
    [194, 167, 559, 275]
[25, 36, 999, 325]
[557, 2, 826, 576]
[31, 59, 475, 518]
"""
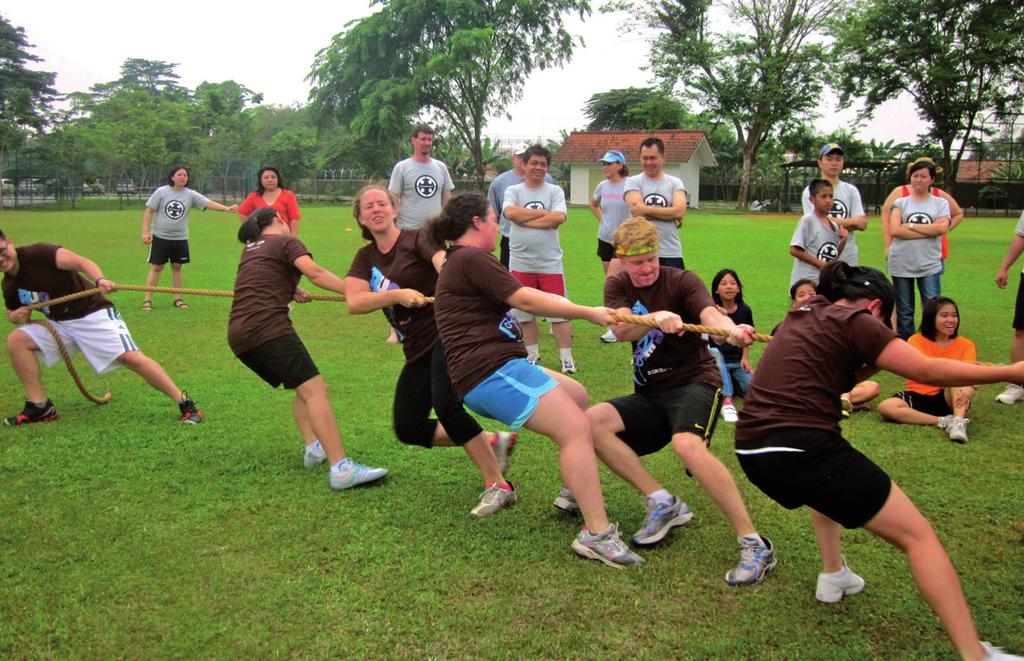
[893, 390, 951, 417]
[659, 256, 685, 270]
[597, 239, 615, 262]
[608, 381, 721, 456]
[237, 333, 319, 389]
[1014, 272, 1024, 330]
[499, 235, 511, 269]
[735, 428, 892, 529]
[148, 237, 190, 265]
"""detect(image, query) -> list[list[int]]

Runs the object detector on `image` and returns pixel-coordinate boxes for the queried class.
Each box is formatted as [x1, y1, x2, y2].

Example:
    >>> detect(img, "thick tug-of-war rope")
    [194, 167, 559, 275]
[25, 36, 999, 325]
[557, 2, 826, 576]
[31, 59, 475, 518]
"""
[26, 319, 112, 404]
[608, 311, 774, 343]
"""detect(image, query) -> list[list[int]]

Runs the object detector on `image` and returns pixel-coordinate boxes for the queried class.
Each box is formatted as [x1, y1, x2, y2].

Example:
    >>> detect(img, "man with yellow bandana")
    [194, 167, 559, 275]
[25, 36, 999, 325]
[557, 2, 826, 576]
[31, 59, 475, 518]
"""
[558, 218, 777, 586]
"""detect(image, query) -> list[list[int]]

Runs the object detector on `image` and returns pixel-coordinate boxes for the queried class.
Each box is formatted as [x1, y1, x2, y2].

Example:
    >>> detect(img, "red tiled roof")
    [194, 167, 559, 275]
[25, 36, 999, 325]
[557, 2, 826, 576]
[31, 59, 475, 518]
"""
[557, 129, 708, 163]
[955, 160, 1010, 183]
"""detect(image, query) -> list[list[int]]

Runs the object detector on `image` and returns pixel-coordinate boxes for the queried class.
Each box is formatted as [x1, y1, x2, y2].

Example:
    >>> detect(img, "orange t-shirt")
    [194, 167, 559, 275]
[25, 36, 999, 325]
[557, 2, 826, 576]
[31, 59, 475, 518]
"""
[905, 333, 976, 395]
[238, 189, 301, 225]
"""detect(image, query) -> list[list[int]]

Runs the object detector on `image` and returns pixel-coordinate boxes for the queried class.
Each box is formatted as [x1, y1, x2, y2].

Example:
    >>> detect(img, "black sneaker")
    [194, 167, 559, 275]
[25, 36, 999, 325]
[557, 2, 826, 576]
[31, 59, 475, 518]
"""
[4, 400, 58, 426]
[178, 394, 203, 424]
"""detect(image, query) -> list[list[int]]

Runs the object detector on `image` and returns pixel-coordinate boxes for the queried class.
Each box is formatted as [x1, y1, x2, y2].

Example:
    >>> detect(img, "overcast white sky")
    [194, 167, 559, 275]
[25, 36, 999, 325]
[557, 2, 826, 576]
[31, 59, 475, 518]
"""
[4, 1, 927, 149]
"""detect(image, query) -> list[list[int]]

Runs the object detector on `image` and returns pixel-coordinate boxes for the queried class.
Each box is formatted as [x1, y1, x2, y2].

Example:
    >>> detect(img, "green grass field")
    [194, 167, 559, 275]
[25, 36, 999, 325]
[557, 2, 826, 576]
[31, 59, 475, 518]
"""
[0, 203, 1021, 659]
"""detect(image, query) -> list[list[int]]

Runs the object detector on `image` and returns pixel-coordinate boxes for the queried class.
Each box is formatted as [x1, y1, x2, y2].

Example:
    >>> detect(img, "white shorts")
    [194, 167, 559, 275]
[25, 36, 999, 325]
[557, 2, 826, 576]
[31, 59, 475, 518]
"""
[16, 307, 138, 375]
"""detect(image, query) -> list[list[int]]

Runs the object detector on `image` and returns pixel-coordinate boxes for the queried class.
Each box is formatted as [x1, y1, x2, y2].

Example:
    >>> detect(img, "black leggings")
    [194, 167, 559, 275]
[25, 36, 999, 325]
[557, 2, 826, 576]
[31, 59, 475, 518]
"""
[393, 341, 483, 447]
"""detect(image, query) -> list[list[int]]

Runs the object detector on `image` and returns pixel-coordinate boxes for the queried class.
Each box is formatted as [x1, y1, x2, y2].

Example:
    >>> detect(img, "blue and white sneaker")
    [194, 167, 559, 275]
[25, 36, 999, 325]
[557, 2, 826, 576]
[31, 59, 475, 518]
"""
[725, 535, 776, 586]
[303, 440, 327, 467]
[632, 496, 693, 546]
[572, 523, 645, 568]
[329, 458, 389, 490]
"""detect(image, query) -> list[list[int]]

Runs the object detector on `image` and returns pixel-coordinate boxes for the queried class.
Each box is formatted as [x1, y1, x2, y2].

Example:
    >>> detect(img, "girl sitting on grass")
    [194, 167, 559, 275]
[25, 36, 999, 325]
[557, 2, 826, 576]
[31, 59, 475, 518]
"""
[707, 268, 754, 423]
[878, 296, 977, 443]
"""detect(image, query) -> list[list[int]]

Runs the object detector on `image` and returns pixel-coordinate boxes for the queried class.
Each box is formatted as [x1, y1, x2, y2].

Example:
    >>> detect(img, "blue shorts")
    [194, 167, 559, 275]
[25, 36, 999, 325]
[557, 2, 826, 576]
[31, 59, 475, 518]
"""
[464, 358, 558, 430]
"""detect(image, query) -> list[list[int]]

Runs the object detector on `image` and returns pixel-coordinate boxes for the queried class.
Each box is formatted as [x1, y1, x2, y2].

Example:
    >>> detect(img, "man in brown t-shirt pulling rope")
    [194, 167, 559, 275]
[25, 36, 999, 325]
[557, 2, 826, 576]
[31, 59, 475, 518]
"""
[0, 228, 202, 426]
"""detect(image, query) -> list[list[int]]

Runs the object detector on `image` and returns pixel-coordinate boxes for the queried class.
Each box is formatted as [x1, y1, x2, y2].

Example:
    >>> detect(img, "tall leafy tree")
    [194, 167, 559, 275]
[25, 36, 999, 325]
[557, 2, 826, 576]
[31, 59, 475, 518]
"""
[583, 87, 690, 130]
[833, 0, 1024, 192]
[308, 0, 590, 187]
[193, 80, 263, 198]
[0, 14, 56, 208]
[621, 0, 842, 207]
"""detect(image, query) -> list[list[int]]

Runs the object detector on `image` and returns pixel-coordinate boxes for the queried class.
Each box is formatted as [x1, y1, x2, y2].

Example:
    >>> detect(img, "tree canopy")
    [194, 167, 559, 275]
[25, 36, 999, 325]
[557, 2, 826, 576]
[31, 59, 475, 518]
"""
[308, 0, 590, 186]
[583, 87, 690, 131]
[833, 0, 1024, 191]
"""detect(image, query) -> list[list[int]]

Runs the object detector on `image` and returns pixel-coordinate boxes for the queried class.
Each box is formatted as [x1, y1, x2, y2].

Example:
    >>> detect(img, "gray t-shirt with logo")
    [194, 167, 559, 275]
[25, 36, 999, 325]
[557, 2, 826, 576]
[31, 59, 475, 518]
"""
[790, 212, 842, 286]
[887, 194, 951, 278]
[624, 173, 686, 258]
[388, 157, 455, 229]
[594, 179, 631, 243]
[801, 180, 864, 266]
[145, 185, 210, 240]
[488, 169, 555, 238]
[503, 181, 567, 274]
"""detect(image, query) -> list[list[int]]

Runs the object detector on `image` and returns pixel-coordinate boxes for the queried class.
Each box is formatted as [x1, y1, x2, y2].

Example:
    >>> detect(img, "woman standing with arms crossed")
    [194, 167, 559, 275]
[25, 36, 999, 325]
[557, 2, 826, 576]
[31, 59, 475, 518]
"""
[343, 184, 516, 517]
[735, 261, 1023, 661]
[229, 208, 388, 491]
[428, 192, 644, 568]
[141, 165, 237, 310]
[237, 166, 302, 237]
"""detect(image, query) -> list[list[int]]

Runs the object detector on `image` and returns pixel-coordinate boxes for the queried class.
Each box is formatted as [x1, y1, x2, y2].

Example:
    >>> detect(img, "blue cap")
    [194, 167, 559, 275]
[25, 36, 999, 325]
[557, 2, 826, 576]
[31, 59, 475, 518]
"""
[599, 150, 625, 164]
[819, 143, 844, 157]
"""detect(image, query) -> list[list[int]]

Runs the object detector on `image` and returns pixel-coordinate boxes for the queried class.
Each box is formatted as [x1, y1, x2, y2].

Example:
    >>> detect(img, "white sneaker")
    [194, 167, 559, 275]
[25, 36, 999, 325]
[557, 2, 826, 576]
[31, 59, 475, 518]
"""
[815, 556, 866, 603]
[303, 441, 326, 467]
[561, 358, 578, 374]
[996, 384, 1024, 404]
[471, 482, 517, 517]
[600, 329, 618, 343]
[527, 354, 541, 366]
[329, 458, 389, 490]
[946, 416, 970, 444]
[982, 642, 1024, 660]
[553, 487, 581, 515]
[721, 403, 738, 423]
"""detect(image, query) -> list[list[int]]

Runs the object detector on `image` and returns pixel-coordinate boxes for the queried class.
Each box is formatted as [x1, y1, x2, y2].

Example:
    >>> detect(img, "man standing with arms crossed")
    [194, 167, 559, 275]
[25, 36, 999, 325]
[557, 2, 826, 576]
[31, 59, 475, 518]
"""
[389, 124, 455, 230]
[800, 143, 868, 266]
[488, 142, 555, 268]
[624, 137, 688, 269]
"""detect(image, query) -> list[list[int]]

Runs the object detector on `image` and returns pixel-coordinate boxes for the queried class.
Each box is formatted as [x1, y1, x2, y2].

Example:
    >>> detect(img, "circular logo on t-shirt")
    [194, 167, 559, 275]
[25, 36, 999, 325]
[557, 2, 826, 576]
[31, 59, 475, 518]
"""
[817, 242, 840, 262]
[524, 201, 546, 210]
[827, 199, 849, 219]
[906, 212, 934, 225]
[414, 175, 438, 198]
[164, 200, 186, 220]
[644, 193, 669, 207]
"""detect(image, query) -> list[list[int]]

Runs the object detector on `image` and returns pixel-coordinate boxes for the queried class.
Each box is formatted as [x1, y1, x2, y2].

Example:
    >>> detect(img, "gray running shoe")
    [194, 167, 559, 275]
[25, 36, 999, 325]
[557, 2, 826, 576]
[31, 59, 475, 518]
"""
[303, 440, 327, 467]
[553, 487, 581, 515]
[571, 523, 646, 568]
[725, 535, 777, 586]
[632, 496, 694, 546]
[329, 458, 389, 490]
[470, 482, 516, 517]
[946, 416, 970, 444]
[490, 431, 516, 473]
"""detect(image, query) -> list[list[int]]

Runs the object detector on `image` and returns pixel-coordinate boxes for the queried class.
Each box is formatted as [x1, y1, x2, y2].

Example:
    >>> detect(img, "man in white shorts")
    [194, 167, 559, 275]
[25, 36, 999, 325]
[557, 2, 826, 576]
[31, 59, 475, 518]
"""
[0, 229, 202, 425]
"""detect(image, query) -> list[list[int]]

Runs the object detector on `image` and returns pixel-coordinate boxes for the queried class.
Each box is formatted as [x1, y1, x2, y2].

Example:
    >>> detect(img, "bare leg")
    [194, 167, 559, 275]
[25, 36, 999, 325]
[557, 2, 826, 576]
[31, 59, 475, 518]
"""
[7, 329, 46, 402]
[143, 264, 164, 305]
[864, 483, 984, 661]
[601, 260, 610, 275]
[552, 320, 573, 350]
[293, 396, 316, 444]
[586, 402, 662, 495]
[878, 397, 940, 426]
[520, 318, 539, 348]
[810, 509, 844, 573]
[116, 351, 183, 401]
[849, 381, 881, 408]
[525, 385, 609, 533]
[1012, 329, 1024, 364]
[293, 376, 347, 465]
[545, 369, 589, 409]
[946, 387, 975, 418]
[672, 432, 755, 536]
[170, 263, 184, 302]
[428, 422, 504, 484]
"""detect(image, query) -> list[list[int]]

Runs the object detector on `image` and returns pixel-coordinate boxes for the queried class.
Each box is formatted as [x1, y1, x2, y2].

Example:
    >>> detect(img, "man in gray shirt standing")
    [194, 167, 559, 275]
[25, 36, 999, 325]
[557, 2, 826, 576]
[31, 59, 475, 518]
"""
[503, 145, 577, 374]
[488, 141, 555, 268]
[624, 137, 688, 269]
[388, 124, 455, 230]
[800, 143, 867, 266]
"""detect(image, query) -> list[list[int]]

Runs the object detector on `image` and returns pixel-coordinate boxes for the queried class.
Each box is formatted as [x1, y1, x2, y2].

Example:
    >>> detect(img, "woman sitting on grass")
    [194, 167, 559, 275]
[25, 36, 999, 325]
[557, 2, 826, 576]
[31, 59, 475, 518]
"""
[878, 296, 977, 443]
[735, 261, 1023, 661]
[228, 208, 388, 491]
[343, 184, 515, 517]
[427, 192, 644, 568]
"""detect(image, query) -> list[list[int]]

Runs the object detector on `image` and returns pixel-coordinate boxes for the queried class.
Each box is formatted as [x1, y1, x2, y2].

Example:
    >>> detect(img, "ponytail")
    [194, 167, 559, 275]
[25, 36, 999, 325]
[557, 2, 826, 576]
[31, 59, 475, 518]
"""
[238, 207, 277, 244]
[426, 192, 489, 248]
[817, 261, 896, 327]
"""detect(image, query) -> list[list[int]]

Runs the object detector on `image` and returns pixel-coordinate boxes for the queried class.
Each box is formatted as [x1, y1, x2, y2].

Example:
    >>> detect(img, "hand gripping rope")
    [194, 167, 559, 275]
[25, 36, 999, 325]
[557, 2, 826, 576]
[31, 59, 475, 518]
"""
[607, 312, 774, 343]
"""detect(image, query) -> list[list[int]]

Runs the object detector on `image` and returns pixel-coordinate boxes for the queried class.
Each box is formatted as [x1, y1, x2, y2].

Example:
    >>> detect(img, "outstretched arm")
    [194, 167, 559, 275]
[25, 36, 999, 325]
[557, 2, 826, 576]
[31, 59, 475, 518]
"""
[875, 337, 1024, 386]
[506, 287, 611, 328]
